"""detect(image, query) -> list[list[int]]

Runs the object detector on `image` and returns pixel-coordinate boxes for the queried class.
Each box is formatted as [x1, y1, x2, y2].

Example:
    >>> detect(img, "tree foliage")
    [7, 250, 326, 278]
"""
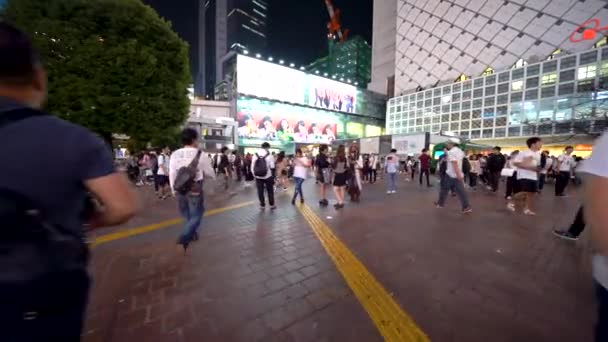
[1, 0, 191, 145]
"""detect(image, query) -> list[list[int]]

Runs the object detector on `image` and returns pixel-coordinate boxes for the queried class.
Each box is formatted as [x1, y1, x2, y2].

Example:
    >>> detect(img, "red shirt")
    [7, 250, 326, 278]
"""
[419, 154, 431, 169]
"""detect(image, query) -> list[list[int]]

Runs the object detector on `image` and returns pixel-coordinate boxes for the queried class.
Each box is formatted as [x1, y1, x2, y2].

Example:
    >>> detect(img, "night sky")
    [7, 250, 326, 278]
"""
[267, 0, 373, 66]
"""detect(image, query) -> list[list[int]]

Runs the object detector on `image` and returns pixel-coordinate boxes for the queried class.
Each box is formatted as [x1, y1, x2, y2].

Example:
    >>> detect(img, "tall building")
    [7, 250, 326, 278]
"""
[306, 36, 372, 87]
[143, 0, 268, 99]
[368, 0, 397, 96]
[383, 0, 608, 149]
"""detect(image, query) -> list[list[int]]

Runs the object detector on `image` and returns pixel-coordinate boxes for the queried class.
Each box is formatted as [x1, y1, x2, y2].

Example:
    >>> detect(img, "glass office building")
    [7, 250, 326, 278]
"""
[386, 47, 608, 141]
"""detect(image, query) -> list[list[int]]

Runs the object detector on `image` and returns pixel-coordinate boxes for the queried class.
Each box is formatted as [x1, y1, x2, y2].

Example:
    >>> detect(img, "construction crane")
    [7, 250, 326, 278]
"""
[325, 0, 349, 43]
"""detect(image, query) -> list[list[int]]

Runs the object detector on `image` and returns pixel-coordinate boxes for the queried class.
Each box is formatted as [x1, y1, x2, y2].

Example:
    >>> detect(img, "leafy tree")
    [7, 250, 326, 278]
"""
[1, 0, 191, 147]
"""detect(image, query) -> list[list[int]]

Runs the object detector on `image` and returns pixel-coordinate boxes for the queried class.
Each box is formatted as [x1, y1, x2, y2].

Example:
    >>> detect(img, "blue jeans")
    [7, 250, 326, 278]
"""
[176, 193, 204, 244]
[387, 172, 397, 192]
[293, 177, 305, 201]
[437, 176, 470, 210]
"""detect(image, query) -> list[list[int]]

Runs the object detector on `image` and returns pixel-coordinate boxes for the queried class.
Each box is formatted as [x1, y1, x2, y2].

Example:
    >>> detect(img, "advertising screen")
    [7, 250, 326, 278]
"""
[237, 97, 341, 145]
[236, 55, 360, 114]
[237, 55, 307, 105]
[307, 75, 357, 113]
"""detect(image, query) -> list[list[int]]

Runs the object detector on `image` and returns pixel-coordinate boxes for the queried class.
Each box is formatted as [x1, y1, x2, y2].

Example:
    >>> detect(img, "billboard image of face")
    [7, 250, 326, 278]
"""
[308, 75, 357, 113]
[237, 97, 339, 145]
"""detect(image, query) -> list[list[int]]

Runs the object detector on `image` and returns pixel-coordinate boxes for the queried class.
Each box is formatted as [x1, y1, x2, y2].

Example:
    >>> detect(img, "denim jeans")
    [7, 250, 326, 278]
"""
[176, 193, 204, 244]
[387, 172, 397, 192]
[437, 176, 470, 210]
[293, 177, 305, 201]
[597, 283, 608, 342]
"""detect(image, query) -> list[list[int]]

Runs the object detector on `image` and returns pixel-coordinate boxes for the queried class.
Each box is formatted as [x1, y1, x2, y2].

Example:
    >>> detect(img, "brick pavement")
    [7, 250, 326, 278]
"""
[84, 175, 596, 341]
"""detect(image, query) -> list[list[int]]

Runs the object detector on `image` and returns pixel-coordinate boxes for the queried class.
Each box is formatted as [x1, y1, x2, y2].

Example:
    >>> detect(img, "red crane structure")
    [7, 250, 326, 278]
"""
[325, 0, 349, 43]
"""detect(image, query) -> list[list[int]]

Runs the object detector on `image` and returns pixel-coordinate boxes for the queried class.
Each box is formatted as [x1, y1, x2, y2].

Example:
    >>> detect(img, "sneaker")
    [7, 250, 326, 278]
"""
[462, 207, 473, 214]
[553, 230, 579, 241]
[506, 203, 516, 212]
[260, 205, 266, 210]
[387, 190, 392, 194]
[523, 209, 536, 216]
[506, 196, 512, 200]
[291, 199, 296, 205]
[270, 205, 277, 210]
[391, 190, 397, 194]
[319, 199, 329, 207]
[300, 198, 305, 204]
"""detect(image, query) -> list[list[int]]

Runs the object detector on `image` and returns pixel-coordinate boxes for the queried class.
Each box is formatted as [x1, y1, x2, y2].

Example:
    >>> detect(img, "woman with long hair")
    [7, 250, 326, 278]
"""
[275, 151, 288, 192]
[331, 144, 348, 209]
[348, 144, 362, 202]
[291, 148, 310, 205]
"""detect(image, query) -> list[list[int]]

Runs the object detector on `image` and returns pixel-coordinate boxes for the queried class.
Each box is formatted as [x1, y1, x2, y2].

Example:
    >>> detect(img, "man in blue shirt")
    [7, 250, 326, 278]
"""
[0, 23, 137, 340]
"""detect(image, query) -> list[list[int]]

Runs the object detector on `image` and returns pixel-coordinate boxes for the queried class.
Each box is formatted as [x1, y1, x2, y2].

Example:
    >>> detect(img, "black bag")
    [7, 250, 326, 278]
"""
[173, 150, 202, 195]
[253, 153, 269, 177]
[0, 109, 88, 283]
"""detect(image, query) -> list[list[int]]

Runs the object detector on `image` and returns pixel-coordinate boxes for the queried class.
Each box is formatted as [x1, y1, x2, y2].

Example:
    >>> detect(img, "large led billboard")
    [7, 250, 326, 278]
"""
[237, 97, 340, 145]
[237, 55, 358, 114]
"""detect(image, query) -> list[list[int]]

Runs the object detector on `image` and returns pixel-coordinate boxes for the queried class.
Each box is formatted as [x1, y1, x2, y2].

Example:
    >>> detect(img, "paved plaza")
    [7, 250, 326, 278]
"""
[83, 176, 595, 342]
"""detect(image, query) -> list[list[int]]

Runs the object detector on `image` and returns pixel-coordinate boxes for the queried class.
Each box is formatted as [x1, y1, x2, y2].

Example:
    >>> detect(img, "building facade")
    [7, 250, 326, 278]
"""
[393, 0, 608, 95]
[368, 0, 397, 96]
[386, 47, 608, 146]
[306, 36, 372, 87]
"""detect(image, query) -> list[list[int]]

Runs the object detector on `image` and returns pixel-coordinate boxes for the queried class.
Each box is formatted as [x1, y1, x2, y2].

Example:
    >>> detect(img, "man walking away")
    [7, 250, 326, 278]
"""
[419, 148, 432, 187]
[538, 150, 553, 193]
[553, 206, 585, 241]
[435, 139, 472, 214]
[0, 23, 137, 341]
[169, 128, 215, 251]
[576, 131, 608, 342]
[555, 146, 575, 197]
[252, 142, 276, 209]
[509, 137, 542, 215]
[486, 146, 506, 192]
[385, 149, 399, 194]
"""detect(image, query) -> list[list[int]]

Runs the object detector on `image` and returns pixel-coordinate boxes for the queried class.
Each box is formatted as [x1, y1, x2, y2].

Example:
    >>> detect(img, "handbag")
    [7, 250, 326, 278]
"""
[501, 168, 515, 177]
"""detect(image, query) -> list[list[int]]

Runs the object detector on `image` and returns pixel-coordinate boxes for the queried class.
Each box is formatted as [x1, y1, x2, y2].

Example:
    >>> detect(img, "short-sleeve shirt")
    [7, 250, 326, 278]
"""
[1, 107, 115, 236]
[578, 132, 608, 289]
[514, 149, 540, 181]
[557, 153, 575, 172]
[446, 147, 464, 178]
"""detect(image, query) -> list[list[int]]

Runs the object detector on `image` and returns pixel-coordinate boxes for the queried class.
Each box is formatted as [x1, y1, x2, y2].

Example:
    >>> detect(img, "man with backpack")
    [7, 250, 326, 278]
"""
[434, 139, 472, 214]
[169, 128, 215, 251]
[0, 23, 138, 340]
[251, 142, 276, 209]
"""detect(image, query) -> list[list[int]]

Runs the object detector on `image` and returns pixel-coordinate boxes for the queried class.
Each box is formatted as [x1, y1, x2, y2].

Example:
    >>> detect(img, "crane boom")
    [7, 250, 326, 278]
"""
[324, 0, 346, 42]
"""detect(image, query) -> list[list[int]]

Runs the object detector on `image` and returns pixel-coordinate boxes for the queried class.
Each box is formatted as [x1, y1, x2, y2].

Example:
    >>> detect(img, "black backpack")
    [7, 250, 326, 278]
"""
[253, 153, 269, 177]
[0, 109, 88, 283]
[462, 157, 471, 174]
[173, 150, 202, 195]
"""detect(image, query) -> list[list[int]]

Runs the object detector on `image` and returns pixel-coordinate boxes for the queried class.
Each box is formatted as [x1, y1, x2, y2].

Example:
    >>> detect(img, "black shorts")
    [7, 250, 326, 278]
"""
[156, 175, 169, 186]
[517, 179, 538, 193]
[333, 173, 347, 186]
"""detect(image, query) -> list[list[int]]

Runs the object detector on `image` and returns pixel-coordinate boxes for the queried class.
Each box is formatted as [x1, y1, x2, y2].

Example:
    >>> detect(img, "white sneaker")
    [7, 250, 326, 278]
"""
[506, 203, 515, 212]
[387, 191, 392, 194]
[391, 190, 397, 194]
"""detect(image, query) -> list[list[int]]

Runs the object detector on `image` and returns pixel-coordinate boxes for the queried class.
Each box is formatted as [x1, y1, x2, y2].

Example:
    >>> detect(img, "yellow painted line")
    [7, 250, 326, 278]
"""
[297, 204, 430, 342]
[90, 201, 255, 247]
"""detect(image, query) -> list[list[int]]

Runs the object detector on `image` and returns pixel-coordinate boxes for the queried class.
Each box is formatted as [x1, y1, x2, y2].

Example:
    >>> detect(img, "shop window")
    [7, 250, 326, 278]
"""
[512, 80, 523, 91]
[541, 73, 557, 85]
[578, 65, 597, 80]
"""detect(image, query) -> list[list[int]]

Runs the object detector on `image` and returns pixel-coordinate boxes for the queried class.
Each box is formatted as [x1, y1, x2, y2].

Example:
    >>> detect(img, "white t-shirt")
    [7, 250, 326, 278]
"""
[157, 154, 167, 175]
[514, 149, 540, 181]
[557, 153, 574, 172]
[168, 147, 215, 190]
[578, 132, 608, 289]
[251, 149, 276, 179]
[446, 146, 464, 179]
[293, 157, 309, 179]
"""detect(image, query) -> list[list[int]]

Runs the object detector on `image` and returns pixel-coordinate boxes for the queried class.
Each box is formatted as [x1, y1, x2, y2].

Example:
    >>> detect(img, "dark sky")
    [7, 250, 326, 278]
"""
[266, 0, 373, 67]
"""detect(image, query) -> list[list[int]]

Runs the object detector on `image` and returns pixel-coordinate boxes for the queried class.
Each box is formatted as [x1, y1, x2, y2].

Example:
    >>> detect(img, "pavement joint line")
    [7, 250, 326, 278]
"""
[297, 204, 430, 342]
[90, 201, 255, 247]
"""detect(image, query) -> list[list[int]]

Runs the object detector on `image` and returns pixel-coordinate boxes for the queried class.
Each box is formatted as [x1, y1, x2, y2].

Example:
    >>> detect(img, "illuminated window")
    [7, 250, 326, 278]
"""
[511, 80, 523, 91]
[455, 74, 468, 82]
[600, 61, 608, 76]
[481, 67, 494, 76]
[541, 73, 557, 85]
[578, 65, 597, 80]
